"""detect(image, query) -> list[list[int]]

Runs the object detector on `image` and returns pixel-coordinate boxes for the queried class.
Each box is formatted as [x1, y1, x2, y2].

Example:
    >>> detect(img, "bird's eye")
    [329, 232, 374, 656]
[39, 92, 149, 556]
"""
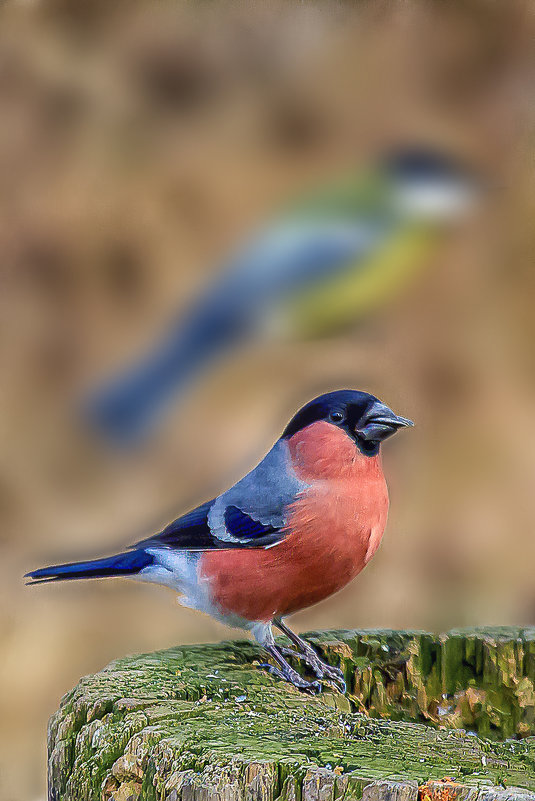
[329, 411, 344, 423]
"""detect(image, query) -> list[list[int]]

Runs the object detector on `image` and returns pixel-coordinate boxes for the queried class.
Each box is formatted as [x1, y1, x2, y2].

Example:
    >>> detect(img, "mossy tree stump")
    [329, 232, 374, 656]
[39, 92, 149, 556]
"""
[49, 627, 535, 801]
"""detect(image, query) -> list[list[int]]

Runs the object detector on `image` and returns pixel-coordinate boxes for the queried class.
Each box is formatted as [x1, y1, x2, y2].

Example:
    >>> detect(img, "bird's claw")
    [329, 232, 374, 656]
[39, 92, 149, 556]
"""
[278, 646, 346, 693]
[306, 659, 346, 694]
[258, 662, 322, 694]
[319, 665, 347, 695]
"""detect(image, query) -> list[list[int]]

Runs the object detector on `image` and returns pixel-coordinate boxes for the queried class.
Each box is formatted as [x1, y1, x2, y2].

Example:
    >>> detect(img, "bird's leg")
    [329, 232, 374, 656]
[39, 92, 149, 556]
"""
[274, 618, 347, 693]
[259, 644, 322, 694]
[278, 646, 310, 661]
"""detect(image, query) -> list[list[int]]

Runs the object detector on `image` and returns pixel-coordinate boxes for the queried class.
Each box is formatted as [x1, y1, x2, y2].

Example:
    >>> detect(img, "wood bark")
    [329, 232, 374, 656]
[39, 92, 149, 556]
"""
[48, 627, 535, 801]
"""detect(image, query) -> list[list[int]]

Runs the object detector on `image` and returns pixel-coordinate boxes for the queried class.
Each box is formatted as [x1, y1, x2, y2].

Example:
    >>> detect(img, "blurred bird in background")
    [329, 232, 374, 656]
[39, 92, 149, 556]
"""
[84, 148, 481, 446]
[27, 390, 413, 692]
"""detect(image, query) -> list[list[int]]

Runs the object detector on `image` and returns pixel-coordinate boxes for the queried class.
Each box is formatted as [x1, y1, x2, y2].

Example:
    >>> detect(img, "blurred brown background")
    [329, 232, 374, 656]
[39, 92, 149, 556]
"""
[0, 1, 534, 799]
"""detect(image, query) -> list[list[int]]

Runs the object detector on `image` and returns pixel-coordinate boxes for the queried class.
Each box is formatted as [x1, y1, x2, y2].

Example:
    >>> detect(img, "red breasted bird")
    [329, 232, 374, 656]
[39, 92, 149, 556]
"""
[26, 390, 413, 692]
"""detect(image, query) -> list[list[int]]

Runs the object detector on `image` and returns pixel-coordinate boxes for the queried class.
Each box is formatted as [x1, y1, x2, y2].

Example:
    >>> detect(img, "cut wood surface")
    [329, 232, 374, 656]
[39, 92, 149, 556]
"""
[48, 627, 535, 801]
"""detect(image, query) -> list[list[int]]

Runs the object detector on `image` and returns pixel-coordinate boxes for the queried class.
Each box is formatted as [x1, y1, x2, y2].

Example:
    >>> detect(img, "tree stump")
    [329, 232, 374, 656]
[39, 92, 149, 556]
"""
[48, 627, 535, 801]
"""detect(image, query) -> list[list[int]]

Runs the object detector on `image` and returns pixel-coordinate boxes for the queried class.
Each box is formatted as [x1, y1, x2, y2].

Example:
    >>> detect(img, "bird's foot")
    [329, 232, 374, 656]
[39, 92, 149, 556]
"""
[258, 662, 322, 693]
[279, 645, 347, 694]
[259, 645, 322, 693]
[273, 619, 347, 693]
[307, 658, 346, 694]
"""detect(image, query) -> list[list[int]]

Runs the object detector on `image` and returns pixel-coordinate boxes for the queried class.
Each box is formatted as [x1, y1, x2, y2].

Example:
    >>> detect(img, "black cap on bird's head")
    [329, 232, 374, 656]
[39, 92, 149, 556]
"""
[383, 148, 471, 182]
[283, 389, 413, 457]
[381, 146, 484, 219]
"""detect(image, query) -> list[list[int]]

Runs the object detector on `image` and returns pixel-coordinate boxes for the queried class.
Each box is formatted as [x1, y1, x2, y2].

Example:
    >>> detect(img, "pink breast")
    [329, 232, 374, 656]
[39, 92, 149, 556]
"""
[201, 423, 389, 622]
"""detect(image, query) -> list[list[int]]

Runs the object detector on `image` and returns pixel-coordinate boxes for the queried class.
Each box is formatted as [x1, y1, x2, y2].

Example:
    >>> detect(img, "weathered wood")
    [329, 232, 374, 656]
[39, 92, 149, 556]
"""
[48, 628, 535, 801]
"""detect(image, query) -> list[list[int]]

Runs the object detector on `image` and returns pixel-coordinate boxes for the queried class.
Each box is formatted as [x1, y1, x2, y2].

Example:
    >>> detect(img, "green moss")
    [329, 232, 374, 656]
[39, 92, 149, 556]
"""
[48, 628, 535, 801]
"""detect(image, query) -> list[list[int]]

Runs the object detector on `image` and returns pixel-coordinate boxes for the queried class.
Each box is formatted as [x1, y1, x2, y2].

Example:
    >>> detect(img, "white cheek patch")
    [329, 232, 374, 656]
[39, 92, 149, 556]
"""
[394, 181, 478, 220]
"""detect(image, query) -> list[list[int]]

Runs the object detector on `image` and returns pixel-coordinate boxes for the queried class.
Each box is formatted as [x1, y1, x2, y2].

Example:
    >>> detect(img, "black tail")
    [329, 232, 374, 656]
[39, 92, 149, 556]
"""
[25, 549, 153, 585]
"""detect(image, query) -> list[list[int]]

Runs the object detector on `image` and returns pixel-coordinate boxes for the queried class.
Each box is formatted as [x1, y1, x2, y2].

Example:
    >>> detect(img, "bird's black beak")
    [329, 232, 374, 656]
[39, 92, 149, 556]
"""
[356, 403, 414, 443]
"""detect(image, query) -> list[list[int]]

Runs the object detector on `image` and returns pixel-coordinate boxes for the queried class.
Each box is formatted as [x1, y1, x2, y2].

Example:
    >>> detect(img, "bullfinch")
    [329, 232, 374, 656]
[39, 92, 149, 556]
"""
[27, 389, 413, 692]
[83, 148, 479, 445]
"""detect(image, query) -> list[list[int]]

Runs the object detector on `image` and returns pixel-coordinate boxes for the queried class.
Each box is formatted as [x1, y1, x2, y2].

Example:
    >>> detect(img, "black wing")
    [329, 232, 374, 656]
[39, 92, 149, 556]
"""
[134, 500, 284, 551]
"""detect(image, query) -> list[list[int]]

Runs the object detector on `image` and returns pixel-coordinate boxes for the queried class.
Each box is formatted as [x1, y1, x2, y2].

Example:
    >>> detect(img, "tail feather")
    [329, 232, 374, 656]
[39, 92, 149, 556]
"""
[84, 300, 245, 445]
[25, 549, 153, 584]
